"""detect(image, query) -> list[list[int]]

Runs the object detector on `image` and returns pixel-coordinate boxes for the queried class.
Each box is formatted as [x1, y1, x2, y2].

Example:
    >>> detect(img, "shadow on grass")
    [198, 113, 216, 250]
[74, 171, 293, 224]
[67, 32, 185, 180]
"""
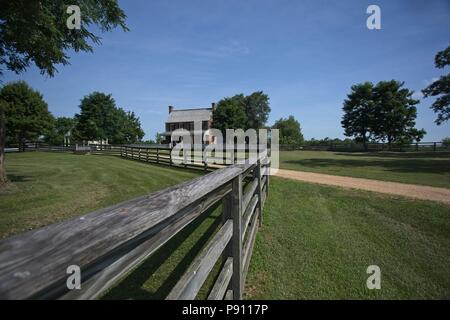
[334, 151, 450, 159]
[284, 158, 450, 174]
[101, 205, 222, 300]
[120, 156, 212, 176]
[6, 174, 31, 182]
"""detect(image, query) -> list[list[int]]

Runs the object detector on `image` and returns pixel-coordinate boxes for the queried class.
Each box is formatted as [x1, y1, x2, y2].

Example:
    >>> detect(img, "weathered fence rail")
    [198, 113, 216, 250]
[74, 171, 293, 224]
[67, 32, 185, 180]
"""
[0, 157, 270, 300]
[121, 144, 270, 173]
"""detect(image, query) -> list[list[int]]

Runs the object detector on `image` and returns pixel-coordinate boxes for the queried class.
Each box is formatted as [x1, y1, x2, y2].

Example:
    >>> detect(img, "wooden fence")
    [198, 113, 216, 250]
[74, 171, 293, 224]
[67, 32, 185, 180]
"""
[281, 141, 450, 152]
[0, 157, 270, 300]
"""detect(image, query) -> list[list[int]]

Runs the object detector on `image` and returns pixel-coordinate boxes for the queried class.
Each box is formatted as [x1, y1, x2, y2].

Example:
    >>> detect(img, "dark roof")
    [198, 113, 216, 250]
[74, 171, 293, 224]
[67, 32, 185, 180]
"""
[166, 108, 212, 123]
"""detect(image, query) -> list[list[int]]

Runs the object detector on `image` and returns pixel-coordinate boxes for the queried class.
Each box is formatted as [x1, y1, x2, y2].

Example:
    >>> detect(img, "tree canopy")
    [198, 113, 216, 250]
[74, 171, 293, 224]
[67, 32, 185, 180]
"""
[212, 91, 271, 134]
[272, 115, 304, 145]
[0, 81, 54, 145]
[244, 91, 271, 130]
[422, 45, 450, 125]
[212, 95, 247, 134]
[0, 0, 128, 77]
[74, 92, 144, 144]
[341, 82, 374, 150]
[342, 80, 425, 147]
[372, 80, 421, 145]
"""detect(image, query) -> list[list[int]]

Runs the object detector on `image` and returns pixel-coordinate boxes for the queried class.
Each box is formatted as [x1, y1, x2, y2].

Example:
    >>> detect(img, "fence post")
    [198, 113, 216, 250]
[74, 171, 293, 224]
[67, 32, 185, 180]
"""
[157, 148, 159, 164]
[256, 160, 263, 226]
[266, 151, 271, 197]
[434, 142, 437, 152]
[228, 174, 243, 299]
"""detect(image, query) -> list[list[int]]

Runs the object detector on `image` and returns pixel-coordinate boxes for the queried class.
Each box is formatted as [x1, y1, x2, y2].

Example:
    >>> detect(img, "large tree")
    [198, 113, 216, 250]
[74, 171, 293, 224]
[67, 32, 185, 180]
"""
[124, 111, 145, 143]
[0, 81, 54, 147]
[75, 92, 119, 142]
[212, 91, 271, 135]
[272, 115, 304, 145]
[372, 80, 421, 146]
[212, 96, 247, 135]
[341, 82, 374, 151]
[110, 108, 145, 144]
[0, 0, 128, 187]
[243, 91, 271, 130]
[75, 92, 144, 144]
[422, 45, 450, 125]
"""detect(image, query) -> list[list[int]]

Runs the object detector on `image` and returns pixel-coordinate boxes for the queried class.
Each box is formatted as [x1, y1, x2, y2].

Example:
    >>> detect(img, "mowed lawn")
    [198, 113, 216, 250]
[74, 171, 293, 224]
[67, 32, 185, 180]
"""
[0, 152, 200, 239]
[279, 150, 450, 189]
[245, 177, 450, 299]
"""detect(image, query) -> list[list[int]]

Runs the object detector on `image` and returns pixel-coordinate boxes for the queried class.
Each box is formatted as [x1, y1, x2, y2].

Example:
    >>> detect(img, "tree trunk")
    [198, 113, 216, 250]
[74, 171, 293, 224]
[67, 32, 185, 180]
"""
[0, 109, 7, 187]
[363, 135, 368, 152]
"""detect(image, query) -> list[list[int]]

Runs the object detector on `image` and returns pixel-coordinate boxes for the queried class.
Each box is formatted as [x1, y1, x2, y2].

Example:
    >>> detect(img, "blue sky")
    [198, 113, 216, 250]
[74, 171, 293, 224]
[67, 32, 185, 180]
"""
[3, 0, 450, 141]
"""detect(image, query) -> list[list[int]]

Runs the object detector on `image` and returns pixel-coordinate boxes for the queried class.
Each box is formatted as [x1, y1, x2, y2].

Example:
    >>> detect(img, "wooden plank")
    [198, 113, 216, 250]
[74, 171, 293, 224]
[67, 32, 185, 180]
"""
[224, 289, 233, 300]
[242, 178, 258, 213]
[0, 164, 250, 299]
[220, 190, 233, 294]
[242, 209, 258, 269]
[207, 257, 233, 300]
[261, 184, 267, 207]
[242, 194, 258, 240]
[231, 175, 243, 299]
[242, 214, 258, 291]
[166, 220, 233, 300]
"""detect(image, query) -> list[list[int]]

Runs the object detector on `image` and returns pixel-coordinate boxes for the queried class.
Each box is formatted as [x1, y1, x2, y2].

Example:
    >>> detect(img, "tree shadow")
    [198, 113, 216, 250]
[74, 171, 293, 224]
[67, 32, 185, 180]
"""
[120, 156, 211, 175]
[334, 151, 450, 159]
[6, 174, 31, 182]
[284, 158, 450, 174]
[101, 204, 222, 300]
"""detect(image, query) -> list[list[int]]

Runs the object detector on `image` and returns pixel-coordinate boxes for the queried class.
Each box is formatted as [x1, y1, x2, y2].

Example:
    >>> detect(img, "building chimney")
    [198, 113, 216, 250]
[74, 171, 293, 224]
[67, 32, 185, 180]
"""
[211, 102, 216, 111]
[168, 105, 174, 114]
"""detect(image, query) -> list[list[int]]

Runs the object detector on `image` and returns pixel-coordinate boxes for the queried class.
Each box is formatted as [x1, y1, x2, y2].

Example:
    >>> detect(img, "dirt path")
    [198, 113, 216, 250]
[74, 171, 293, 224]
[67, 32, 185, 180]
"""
[274, 169, 450, 204]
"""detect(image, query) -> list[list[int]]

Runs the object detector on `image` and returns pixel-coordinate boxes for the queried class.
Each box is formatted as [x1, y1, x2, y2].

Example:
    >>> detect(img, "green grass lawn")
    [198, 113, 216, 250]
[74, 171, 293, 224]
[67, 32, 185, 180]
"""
[2, 152, 449, 299]
[245, 177, 450, 299]
[0, 152, 200, 239]
[279, 150, 450, 188]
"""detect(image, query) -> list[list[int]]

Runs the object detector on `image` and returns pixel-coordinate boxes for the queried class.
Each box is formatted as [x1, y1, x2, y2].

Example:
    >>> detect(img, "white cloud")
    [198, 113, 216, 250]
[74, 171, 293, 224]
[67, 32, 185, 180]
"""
[412, 91, 423, 99]
[185, 39, 250, 58]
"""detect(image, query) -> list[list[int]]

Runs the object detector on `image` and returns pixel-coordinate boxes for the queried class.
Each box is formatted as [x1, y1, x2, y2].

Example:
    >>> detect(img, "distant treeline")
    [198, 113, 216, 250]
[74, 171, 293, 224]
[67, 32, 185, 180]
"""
[1, 81, 145, 147]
